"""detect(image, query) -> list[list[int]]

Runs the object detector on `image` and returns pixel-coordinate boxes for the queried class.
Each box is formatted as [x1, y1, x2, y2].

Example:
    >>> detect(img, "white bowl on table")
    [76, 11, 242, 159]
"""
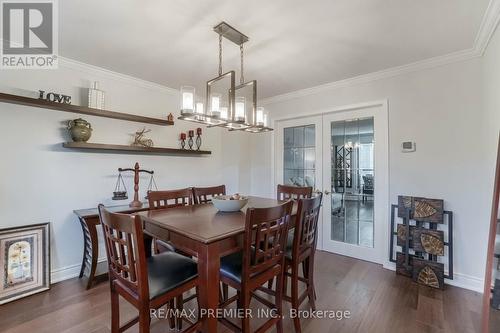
[212, 195, 249, 212]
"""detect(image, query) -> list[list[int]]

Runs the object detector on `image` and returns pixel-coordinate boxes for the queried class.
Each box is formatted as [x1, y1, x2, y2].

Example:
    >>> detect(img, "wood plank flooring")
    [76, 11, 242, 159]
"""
[0, 251, 482, 333]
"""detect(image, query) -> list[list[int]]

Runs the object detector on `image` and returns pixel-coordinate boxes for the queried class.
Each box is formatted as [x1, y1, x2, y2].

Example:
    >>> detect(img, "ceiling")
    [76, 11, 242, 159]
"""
[60, 0, 489, 99]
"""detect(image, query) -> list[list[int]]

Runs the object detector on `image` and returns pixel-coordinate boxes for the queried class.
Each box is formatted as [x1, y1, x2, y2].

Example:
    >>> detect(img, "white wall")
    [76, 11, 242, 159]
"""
[0, 59, 248, 281]
[483, 23, 500, 195]
[249, 57, 490, 291]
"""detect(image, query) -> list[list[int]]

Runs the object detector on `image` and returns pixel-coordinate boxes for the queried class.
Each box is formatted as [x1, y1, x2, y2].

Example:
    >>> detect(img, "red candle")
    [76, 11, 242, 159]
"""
[188, 130, 194, 137]
[180, 133, 186, 140]
[196, 127, 202, 135]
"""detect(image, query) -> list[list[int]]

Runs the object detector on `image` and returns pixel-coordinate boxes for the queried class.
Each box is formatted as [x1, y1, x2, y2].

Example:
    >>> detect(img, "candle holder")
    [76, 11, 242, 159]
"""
[180, 132, 187, 149]
[196, 128, 202, 150]
[188, 130, 194, 150]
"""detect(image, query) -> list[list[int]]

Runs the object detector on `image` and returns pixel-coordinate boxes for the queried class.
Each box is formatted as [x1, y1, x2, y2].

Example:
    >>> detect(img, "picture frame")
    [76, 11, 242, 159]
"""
[0, 223, 50, 305]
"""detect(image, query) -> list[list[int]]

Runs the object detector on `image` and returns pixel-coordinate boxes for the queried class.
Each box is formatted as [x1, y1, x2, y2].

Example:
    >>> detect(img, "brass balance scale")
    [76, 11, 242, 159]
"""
[112, 162, 158, 208]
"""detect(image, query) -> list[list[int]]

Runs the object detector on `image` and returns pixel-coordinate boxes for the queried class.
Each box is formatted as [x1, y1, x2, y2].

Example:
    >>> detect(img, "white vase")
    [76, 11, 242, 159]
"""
[88, 81, 105, 109]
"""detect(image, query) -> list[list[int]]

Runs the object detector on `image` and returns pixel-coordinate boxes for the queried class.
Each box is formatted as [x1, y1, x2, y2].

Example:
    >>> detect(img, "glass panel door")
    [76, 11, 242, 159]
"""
[330, 118, 374, 247]
[276, 115, 323, 249]
[283, 124, 316, 188]
[321, 104, 388, 264]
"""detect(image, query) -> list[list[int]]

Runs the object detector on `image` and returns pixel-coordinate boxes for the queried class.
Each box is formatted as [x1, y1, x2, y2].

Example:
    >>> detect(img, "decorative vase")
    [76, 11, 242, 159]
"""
[68, 118, 92, 142]
[88, 81, 105, 110]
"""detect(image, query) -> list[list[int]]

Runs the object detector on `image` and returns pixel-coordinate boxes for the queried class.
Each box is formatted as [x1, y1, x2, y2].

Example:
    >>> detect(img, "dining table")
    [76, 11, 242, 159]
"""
[137, 196, 297, 333]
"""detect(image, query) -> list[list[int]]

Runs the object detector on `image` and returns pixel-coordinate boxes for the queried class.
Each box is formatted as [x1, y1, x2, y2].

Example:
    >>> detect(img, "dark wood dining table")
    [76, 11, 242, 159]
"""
[137, 196, 297, 333]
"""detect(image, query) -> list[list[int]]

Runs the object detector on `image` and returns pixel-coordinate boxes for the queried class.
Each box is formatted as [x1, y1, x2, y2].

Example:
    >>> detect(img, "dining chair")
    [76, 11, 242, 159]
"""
[218, 201, 293, 333]
[281, 194, 323, 333]
[192, 185, 226, 204]
[267, 184, 313, 290]
[276, 184, 313, 201]
[98, 205, 201, 333]
[148, 188, 194, 209]
[147, 188, 194, 253]
[147, 187, 198, 326]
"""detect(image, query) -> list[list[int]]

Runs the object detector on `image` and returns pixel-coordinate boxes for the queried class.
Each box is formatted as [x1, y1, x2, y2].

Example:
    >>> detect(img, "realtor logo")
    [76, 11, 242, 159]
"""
[1, 0, 58, 69]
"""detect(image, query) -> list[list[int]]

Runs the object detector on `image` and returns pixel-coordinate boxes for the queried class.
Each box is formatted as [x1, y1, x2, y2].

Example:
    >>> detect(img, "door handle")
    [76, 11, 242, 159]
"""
[314, 189, 322, 195]
[324, 190, 331, 195]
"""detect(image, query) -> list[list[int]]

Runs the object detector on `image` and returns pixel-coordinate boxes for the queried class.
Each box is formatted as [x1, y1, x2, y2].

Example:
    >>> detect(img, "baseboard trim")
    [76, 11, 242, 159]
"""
[383, 262, 484, 293]
[50, 258, 107, 284]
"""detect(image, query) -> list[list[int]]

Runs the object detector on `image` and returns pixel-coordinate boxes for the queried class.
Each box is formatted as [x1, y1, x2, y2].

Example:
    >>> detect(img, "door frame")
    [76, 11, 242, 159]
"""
[272, 99, 389, 264]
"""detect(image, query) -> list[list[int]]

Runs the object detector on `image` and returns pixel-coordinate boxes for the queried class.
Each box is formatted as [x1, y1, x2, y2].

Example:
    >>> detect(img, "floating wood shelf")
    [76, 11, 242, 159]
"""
[0, 92, 174, 126]
[62, 142, 211, 155]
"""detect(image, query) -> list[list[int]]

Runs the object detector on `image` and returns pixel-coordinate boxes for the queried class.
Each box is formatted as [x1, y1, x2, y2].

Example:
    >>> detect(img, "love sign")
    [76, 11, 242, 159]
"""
[39, 90, 72, 104]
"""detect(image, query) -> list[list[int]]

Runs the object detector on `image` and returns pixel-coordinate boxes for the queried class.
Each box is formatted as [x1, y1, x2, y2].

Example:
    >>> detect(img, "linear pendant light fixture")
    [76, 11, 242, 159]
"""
[178, 22, 272, 133]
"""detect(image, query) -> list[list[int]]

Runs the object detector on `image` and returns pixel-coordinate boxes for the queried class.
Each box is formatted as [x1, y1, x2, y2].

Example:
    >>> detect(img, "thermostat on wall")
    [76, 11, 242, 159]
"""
[401, 141, 416, 152]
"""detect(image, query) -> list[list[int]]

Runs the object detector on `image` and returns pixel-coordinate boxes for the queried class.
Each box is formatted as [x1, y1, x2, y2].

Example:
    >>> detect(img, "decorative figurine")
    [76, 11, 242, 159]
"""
[88, 81, 105, 110]
[167, 113, 174, 122]
[132, 128, 154, 147]
[180, 132, 187, 149]
[196, 127, 202, 150]
[39, 90, 71, 104]
[188, 130, 194, 150]
[67, 118, 92, 142]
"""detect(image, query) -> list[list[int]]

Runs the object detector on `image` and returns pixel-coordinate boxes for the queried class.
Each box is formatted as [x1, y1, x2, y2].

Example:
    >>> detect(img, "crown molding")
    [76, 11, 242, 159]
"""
[474, 0, 500, 55]
[58, 57, 179, 95]
[260, 48, 478, 105]
[261, 0, 500, 106]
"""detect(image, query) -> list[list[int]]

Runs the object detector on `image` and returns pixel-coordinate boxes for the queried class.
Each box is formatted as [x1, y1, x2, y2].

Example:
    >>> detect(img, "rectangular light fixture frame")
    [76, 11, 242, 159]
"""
[213, 22, 249, 45]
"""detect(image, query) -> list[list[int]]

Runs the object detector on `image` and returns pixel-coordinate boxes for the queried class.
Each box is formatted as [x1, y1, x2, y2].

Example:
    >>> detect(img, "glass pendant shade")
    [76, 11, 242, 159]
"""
[235, 97, 246, 122]
[256, 107, 264, 126]
[180, 86, 195, 115]
[244, 107, 272, 133]
[195, 102, 204, 114]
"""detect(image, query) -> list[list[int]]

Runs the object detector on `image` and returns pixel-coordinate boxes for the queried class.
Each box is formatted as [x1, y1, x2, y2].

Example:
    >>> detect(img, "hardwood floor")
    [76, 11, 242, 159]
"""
[0, 251, 482, 333]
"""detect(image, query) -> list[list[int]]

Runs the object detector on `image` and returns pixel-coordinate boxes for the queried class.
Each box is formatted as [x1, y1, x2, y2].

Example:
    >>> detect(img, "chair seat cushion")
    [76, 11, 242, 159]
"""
[147, 252, 197, 300]
[220, 251, 244, 283]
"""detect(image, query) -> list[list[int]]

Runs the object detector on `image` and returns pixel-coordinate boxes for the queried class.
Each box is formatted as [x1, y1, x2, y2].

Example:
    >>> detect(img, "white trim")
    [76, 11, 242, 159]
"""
[58, 57, 179, 94]
[260, 50, 477, 105]
[260, 0, 500, 106]
[50, 258, 107, 284]
[382, 262, 484, 293]
[474, 0, 500, 56]
[272, 100, 388, 122]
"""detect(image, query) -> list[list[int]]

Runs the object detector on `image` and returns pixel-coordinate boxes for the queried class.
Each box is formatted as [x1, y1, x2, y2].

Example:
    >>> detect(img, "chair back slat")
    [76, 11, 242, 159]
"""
[277, 184, 313, 201]
[148, 188, 193, 209]
[193, 185, 226, 204]
[243, 201, 293, 278]
[293, 194, 323, 257]
[99, 205, 147, 296]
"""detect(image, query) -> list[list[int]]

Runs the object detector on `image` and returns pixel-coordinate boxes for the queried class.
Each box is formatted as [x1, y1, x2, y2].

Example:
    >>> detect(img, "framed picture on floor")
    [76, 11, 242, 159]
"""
[0, 223, 50, 305]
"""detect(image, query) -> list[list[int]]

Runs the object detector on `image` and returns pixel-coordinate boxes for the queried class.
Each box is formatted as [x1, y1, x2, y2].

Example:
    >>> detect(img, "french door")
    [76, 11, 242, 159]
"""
[276, 115, 324, 249]
[275, 102, 388, 263]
